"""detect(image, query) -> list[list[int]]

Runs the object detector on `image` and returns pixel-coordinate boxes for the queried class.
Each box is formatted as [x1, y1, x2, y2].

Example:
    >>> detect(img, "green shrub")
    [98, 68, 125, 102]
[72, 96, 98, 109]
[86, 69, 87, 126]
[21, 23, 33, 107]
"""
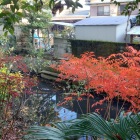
[70, 39, 140, 57]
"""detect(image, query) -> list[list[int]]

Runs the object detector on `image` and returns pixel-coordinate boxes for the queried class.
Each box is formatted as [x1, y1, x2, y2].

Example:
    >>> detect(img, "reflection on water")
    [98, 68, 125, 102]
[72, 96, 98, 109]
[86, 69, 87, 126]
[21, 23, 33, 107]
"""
[52, 94, 77, 121]
[36, 79, 78, 122]
[56, 106, 77, 121]
[52, 95, 56, 101]
[40, 88, 50, 91]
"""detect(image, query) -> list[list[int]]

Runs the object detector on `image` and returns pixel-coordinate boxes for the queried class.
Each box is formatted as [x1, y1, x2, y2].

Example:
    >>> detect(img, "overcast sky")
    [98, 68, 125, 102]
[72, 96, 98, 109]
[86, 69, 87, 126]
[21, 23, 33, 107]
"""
[78, 0, 90, 10]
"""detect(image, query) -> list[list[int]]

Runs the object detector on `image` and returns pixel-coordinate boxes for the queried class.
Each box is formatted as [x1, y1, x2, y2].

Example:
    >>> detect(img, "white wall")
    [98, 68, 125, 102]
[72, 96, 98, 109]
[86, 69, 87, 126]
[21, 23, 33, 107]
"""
[90, 2, 139, 16]
[90, 0, 110, 3]
[75, 25, 116, 42]
[90, 0, 137, 4]
[116, 22, 130, 43]
[110, 4, 118, 16]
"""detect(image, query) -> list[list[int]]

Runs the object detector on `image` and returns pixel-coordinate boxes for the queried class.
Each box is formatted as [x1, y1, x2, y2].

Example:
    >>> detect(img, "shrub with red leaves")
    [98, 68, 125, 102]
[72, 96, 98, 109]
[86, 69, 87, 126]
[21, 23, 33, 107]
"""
[52, 47, 140, 113]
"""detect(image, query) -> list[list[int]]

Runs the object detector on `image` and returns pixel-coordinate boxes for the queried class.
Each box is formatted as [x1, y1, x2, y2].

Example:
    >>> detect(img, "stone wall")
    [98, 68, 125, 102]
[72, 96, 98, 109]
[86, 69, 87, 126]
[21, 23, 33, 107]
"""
[53, 37, 71, 59]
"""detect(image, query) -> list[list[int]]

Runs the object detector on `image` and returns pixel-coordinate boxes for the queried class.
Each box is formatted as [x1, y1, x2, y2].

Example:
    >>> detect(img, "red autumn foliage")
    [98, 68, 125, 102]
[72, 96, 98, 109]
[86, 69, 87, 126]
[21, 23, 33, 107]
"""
[0, 54, 38, 103]
[0, 54, 38, 140]
[52, 46, 140, 112]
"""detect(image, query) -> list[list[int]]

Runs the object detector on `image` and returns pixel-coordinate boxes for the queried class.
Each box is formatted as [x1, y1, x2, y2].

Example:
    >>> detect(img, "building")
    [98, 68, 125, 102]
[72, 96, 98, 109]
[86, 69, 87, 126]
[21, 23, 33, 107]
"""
[127, 26, 140, 43]
[85, 0, 139, 17]
[52, 2, 90, 23]
[52, 9, 89, 23]
[74, 16, 135, 43]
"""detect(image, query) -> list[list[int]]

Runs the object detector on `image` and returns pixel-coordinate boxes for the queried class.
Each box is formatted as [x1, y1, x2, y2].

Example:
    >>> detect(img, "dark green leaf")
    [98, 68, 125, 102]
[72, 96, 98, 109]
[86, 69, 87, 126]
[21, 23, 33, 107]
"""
[72, 7, 75, 13]
[49, 0, 55, 9]
[0, 0, 11, 5]
[15, 12, 23, 17]
[10, 5, 15, 12]
[25, 112, 140, 140]
[4, 31, 8, 36]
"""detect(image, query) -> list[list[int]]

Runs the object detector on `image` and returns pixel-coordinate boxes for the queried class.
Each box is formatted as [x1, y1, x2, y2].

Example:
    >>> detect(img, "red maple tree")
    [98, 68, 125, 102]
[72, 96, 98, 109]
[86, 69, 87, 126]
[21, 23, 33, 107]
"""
[52, 46, 140, 114]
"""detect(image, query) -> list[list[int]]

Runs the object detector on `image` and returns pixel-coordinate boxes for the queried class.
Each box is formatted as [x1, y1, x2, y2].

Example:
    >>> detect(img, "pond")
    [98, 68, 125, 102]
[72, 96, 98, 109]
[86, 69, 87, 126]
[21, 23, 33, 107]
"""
[31, 78, 77, 124]
[31, 78, 130, 125]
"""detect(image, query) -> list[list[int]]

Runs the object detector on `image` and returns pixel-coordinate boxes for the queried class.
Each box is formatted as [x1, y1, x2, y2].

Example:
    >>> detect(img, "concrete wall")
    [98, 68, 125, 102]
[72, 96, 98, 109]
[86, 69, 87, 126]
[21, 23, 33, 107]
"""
[116, 22, 130, 43]
[75, 25, 117, 42]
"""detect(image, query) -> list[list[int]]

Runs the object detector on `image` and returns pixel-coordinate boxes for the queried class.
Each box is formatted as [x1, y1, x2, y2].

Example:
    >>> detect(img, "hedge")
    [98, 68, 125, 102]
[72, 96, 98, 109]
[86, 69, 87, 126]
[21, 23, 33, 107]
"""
[69, 39, 140, 58]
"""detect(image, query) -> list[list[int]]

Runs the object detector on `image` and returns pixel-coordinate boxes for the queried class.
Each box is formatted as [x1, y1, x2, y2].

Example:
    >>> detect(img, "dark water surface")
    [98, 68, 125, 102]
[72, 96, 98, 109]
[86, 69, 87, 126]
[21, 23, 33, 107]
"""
[35, 78, 77, 122]
[35, 78, 130, 122]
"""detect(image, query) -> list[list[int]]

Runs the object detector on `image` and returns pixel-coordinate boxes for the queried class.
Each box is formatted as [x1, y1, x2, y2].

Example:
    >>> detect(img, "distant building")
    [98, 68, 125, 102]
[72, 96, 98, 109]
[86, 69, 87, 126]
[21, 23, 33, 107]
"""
[52, 5, 90, 23]
[85, 0, 140, 17]
[127, 26, 140, 44]
[74, 16, 135, 43]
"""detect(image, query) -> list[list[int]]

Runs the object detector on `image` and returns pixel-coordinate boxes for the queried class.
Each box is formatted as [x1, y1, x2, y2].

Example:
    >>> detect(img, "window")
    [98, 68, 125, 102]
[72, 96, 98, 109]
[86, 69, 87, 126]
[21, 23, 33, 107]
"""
[118, 5, 126, 15]
[97, 6, 110, 16]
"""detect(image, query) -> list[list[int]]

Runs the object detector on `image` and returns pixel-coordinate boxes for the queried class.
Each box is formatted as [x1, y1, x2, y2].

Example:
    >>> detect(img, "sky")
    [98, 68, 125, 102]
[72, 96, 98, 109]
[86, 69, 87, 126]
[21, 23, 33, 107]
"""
[78, 0, 90, 10]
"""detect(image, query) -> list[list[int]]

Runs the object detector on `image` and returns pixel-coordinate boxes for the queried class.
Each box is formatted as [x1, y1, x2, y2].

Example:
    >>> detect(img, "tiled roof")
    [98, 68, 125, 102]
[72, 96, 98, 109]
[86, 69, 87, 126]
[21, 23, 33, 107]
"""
[74, 16, 136, 26]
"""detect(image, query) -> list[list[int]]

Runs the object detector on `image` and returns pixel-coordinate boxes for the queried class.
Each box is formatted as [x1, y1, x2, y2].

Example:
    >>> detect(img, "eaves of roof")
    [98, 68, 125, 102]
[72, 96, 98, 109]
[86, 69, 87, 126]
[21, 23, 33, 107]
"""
[52, 16, 88, 21]
[88, 0, 134, 5]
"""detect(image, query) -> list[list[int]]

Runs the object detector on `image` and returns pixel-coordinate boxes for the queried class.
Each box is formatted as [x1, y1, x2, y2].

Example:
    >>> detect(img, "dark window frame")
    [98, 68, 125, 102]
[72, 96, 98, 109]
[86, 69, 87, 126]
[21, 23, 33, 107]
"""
[97, 6, 110, 16]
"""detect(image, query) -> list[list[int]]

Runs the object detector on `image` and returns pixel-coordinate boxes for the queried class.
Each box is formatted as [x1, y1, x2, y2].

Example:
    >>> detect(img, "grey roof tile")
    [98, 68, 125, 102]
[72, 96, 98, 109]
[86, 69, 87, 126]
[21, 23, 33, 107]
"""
[74, 16, 136, 26]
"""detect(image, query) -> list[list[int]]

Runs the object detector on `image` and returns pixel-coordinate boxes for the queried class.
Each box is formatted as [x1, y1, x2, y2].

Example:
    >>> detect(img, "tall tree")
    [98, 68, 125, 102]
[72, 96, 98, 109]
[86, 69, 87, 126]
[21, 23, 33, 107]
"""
[0, 0, 83, 35]
[21, 1, 52, 48]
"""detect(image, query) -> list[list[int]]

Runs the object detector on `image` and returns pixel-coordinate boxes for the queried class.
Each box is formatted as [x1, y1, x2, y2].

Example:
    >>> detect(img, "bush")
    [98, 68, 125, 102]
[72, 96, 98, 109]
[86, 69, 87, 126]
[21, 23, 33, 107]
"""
[70, 39, 140, 57]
